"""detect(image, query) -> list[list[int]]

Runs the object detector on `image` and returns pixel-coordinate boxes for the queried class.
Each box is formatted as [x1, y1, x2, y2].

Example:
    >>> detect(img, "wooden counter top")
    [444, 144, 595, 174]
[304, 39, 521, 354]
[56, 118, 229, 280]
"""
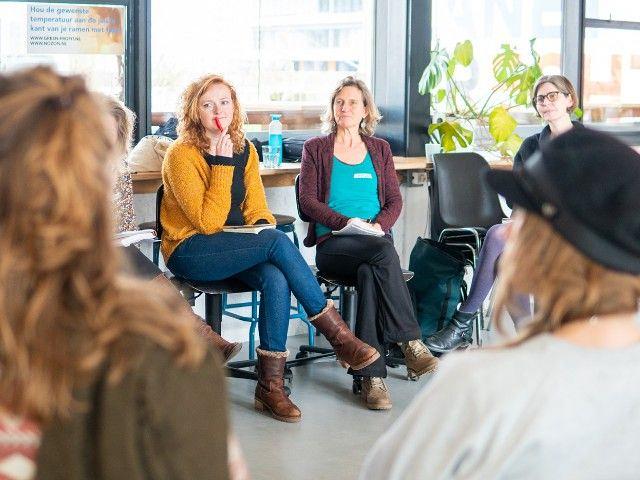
[131, 156, 513, 194]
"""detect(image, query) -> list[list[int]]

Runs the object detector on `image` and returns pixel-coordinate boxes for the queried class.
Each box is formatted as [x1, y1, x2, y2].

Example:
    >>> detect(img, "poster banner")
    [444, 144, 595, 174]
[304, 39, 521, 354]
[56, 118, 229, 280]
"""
[27, 3, 125, 55]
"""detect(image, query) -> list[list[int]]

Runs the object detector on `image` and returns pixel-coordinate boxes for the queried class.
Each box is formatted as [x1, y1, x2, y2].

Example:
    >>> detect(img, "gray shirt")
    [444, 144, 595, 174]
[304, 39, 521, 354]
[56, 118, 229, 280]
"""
[360, 334, 640, 480]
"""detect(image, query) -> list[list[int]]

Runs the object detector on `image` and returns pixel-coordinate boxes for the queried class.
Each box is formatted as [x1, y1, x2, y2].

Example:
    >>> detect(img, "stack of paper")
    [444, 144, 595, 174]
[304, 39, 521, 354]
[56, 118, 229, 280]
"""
[222, 224, 276, 234]
[114, 229, 157, 247]
[332, 220, 384, 237]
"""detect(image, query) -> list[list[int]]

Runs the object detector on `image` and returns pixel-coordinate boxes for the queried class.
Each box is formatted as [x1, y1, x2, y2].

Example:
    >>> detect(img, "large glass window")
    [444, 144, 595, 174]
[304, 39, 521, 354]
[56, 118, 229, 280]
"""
[582, 3, 640, 126]
[430, 0, 562, 124]
[585, 0, 640, 23]
[150, 0, 374, 132]
[0, 1, 128, 99]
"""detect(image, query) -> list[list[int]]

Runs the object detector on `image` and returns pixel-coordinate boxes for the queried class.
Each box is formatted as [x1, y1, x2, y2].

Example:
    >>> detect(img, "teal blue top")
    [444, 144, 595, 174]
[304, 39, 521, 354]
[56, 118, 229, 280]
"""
[316, 153, 381, 237]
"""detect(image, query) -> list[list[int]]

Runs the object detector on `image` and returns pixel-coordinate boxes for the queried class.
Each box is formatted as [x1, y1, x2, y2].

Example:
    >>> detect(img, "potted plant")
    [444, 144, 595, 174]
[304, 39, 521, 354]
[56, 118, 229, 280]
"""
[419, 39, 543, 157]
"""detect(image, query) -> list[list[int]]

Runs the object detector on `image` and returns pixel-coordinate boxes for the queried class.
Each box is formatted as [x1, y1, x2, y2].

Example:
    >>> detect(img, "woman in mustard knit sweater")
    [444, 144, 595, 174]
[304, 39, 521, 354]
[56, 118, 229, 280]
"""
[161, 74, 380, 423]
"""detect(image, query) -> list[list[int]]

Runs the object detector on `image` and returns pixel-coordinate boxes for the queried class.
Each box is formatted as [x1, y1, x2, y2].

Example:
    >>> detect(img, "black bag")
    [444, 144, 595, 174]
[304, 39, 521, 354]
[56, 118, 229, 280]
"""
[155, 117, 178, 139]
[407, 237, 467, 338]
[282, 138, 305, 162]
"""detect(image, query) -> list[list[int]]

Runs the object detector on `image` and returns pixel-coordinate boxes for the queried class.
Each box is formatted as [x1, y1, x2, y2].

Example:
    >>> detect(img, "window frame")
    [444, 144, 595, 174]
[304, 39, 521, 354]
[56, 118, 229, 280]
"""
[544, 0, 640, 144]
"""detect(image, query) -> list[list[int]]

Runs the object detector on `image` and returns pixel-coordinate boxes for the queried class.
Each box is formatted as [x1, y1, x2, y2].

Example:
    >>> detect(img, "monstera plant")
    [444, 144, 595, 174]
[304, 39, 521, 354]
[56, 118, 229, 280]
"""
[419, 38, 543, 156]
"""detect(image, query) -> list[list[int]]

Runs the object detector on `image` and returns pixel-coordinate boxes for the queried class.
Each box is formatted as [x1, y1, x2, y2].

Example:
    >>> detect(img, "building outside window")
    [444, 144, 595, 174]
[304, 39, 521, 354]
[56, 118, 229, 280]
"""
[430, 0, 562, 127]
[582, 0, 640, 127]
[150, 0, 374, 132]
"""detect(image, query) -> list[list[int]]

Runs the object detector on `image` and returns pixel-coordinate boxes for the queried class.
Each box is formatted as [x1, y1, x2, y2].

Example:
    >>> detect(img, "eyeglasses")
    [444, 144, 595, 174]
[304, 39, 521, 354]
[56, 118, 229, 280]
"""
[533, 91, 568, 106]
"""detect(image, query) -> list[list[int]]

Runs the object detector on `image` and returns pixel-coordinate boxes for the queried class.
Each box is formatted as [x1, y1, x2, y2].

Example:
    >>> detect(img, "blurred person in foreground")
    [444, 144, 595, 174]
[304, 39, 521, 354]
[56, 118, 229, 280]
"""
[0, 66, 230, 480]
[360, 127, 640, 479]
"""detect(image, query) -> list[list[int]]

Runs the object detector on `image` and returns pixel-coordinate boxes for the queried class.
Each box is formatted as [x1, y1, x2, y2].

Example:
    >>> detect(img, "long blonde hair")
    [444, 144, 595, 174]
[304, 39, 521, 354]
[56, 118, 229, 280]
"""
[102, 95, 136, 156]
[494, 212, 640, 344]
[177, 73, 246, 154]
[0, 66, 204, 424]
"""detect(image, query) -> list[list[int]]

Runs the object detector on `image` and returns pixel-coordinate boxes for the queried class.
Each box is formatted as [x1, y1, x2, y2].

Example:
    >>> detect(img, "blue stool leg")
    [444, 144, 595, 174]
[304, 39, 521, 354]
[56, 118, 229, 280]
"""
[248, 291, 259, 360]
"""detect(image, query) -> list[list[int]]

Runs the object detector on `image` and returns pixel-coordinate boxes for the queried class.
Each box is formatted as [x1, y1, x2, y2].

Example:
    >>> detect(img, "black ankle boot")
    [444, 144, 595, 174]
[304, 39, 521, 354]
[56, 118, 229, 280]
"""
[424, 310, 476, 353]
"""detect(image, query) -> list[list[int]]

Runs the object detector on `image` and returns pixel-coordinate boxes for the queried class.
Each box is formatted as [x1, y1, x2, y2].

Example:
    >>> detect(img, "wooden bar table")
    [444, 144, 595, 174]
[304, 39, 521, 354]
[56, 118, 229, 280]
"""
[131, 156, 513, 194]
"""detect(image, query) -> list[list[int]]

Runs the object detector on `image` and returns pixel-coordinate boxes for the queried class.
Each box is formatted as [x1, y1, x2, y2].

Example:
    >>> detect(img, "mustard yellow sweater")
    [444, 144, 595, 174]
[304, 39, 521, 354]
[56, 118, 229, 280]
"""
[160, 140, 275, 261]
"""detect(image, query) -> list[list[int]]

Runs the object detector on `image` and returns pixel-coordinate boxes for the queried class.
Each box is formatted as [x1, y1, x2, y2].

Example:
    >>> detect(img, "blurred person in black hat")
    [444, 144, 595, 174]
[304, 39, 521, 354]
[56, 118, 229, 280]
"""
[360, 128, 640, 480]
[425, 74, 582, 352]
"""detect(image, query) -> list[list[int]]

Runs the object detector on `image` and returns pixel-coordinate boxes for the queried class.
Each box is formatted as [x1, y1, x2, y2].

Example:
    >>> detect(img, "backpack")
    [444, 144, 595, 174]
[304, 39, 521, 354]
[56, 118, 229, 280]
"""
[407, 237, 467, 338]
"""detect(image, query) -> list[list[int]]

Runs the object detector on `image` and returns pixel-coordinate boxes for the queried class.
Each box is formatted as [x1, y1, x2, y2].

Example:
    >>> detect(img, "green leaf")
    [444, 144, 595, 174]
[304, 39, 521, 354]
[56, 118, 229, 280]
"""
[493, 43, 520, 82]
[453, 40, 473, 67]
[488, 106, 517, 142]
[497, 132, 523, 157]
[515, 90, 528, 105]
[446, 57, 457, 77]
[436, 88, 446, 103]
[428, 120, 473, 152]
[528, 38, 540, 65]
[418, 44, 449, 95]
[418, 45, 449, 95]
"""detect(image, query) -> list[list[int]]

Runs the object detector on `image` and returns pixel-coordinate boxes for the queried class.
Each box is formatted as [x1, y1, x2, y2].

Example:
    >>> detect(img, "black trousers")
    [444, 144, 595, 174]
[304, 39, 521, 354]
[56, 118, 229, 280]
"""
[316, 235, 421, 377]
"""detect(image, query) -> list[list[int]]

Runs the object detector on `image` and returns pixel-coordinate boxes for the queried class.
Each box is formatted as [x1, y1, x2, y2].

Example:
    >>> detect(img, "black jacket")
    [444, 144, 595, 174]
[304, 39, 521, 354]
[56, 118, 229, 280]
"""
[513, 120, 584, 170]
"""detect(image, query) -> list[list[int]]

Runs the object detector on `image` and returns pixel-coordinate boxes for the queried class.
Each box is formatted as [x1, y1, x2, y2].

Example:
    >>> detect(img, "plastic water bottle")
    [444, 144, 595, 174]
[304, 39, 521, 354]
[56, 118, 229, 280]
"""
[268, 114, 283, 166]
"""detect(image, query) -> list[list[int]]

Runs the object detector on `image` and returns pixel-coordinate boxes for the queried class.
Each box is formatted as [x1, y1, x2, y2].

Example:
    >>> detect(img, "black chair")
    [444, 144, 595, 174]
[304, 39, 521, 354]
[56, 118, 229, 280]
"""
[428, 152, 505, 343]
[155, 185, 264, 380]
[429, 152, 504, 256]
[155, 185, 338, 384]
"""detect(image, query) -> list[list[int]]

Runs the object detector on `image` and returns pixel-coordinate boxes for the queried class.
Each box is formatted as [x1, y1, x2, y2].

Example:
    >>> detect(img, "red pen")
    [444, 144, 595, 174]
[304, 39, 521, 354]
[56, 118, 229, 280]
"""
[214, 117, 223, 132]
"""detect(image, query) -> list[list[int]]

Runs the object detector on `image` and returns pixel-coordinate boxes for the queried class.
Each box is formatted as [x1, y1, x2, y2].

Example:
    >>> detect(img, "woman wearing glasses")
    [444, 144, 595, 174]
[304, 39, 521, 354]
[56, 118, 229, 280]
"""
[425, 75, 582, 353]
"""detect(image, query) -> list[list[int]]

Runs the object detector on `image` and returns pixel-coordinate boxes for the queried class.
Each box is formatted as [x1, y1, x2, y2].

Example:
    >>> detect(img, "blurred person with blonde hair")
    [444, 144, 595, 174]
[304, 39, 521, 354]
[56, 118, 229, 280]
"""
[161, 73, 380, 423]
[0, 66, 230, 480]
[360, 128, 640, 479]
[299, 76, 437, 410]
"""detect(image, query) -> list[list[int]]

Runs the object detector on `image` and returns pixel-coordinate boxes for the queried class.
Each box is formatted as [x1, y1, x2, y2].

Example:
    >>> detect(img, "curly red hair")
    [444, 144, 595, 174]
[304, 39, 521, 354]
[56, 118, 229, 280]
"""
[177, 74, 246, 154]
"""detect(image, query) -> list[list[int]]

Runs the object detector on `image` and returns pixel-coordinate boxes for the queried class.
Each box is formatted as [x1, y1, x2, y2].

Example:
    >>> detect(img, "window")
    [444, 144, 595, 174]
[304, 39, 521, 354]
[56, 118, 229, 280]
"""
[0, 1, 128, 100]
[582, 2, 640, 126]
[585, 0, 640, 23]
[150, 0, 374, 132]
[431, 0, 562, 123]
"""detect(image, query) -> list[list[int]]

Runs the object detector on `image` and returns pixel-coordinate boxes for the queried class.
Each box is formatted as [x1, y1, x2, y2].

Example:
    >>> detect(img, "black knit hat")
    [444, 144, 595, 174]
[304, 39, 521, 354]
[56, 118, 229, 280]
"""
[485, 127, 640, 274]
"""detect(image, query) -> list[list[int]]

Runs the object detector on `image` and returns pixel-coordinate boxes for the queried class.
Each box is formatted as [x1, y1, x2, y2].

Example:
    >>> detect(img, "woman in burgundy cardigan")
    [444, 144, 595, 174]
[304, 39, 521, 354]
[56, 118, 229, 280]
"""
[299, 77, 438, 411]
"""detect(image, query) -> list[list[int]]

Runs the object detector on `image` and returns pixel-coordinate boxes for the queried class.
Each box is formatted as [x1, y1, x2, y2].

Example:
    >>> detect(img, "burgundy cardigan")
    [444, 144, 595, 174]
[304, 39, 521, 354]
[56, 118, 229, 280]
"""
[299, 133, 403, 247]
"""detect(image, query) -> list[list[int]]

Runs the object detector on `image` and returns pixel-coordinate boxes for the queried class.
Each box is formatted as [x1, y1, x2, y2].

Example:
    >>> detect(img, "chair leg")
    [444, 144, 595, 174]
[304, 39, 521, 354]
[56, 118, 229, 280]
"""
[152, 241, 161, 267]
[341, 287, 358, 331]
[204, 292, 223, 334]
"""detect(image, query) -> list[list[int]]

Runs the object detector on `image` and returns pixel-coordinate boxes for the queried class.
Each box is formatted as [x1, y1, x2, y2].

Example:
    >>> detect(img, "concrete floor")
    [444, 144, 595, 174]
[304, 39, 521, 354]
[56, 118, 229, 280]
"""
[227, 335, 437, 480]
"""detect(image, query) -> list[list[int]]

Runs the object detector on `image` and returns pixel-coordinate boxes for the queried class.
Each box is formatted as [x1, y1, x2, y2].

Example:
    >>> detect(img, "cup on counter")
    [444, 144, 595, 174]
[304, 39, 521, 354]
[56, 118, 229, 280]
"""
[262, 145, 281, 169]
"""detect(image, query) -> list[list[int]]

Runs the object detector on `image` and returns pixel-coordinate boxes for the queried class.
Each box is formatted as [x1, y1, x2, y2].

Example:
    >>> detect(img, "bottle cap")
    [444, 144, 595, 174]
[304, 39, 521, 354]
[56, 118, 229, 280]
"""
[271, 114, 281, 120]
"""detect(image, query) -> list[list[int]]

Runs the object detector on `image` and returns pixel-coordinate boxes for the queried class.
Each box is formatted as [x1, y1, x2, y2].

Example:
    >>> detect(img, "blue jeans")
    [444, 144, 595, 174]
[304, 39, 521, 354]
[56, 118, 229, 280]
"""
[167, 229, 327, 352]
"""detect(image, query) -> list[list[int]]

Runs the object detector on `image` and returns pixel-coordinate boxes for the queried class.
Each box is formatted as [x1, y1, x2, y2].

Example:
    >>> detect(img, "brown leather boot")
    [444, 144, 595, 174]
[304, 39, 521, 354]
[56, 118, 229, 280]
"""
[309, 301, 380, 371]
[254, 349, 302, 423]
[194, 320, 242, 363]
[152, 273, 242, 363]
[361, 377, 392, 410]
[401, 339, 438, 380]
